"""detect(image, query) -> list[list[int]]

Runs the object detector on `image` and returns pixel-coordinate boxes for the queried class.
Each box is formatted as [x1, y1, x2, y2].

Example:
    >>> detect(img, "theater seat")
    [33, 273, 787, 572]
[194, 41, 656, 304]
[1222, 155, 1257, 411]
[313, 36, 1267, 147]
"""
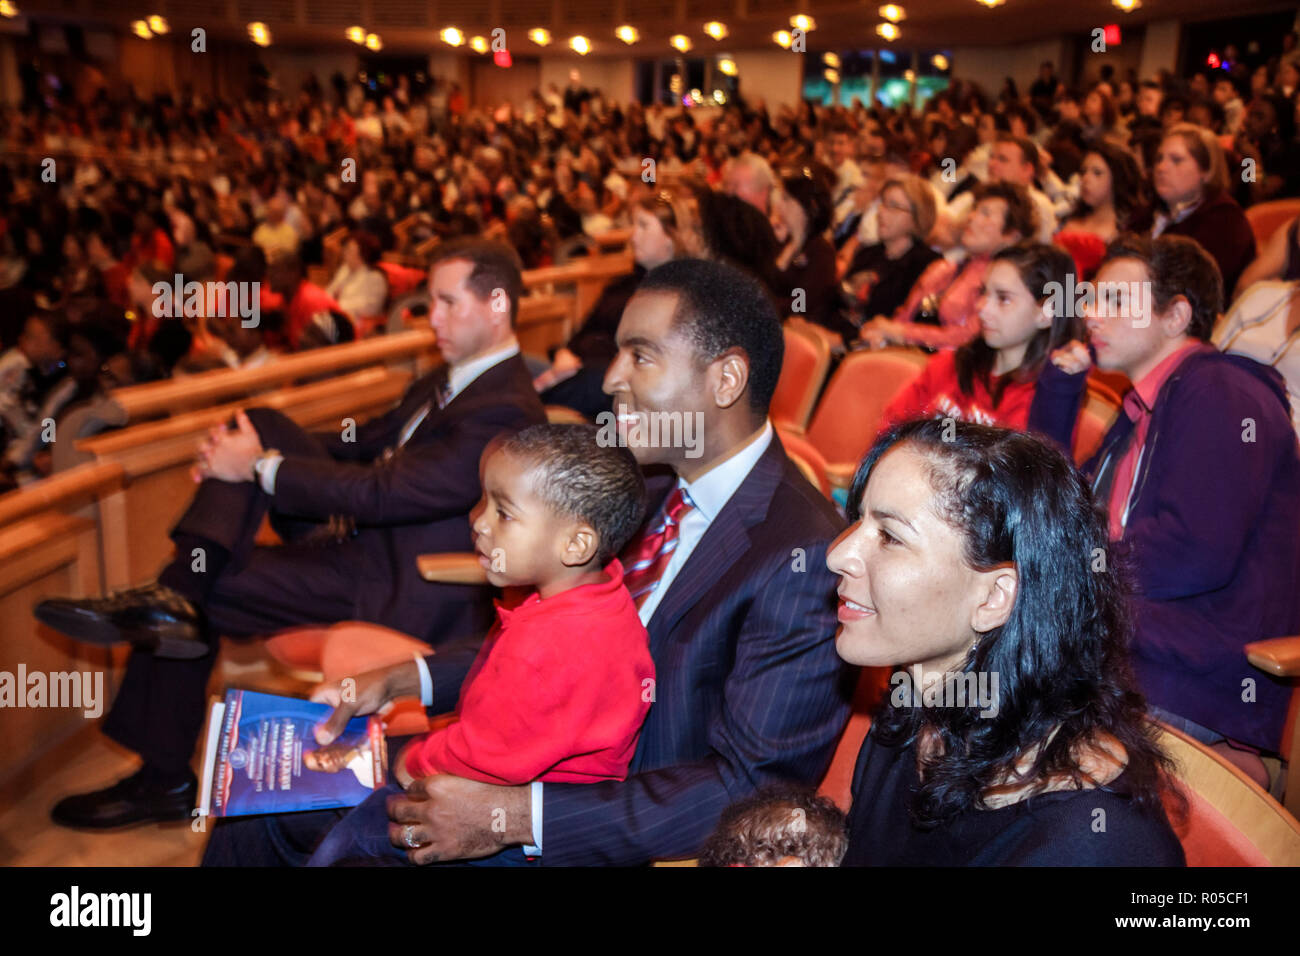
[1155, 721, 1300, 866]
[1244, 634, 1300, 817]
[1244, 200, 1300, 248]
[776, 426, 834, 499]
[803, 348, 928, 488]
[772, 320, 832, 432]
[1074, 388, 1121, 465]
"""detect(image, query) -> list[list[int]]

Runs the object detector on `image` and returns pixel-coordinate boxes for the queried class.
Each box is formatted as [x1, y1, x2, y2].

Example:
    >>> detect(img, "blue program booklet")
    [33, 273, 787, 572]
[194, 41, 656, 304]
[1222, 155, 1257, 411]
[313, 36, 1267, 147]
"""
[199, 689, 387, 818]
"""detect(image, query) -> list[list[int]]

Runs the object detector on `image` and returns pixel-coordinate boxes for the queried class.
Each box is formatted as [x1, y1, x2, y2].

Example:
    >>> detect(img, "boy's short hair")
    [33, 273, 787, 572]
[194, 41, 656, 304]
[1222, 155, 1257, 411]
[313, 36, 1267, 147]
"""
[499, 423, 646, 565]
[1099, 233, 1223, 341]
[699, 782, 848, 867]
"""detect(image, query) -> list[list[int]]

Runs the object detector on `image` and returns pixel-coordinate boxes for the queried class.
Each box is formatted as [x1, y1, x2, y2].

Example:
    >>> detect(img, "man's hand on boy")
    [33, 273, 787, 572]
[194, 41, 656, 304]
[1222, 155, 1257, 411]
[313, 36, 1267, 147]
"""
[387, 776, 531, 864]
[311, 660, 421, 745]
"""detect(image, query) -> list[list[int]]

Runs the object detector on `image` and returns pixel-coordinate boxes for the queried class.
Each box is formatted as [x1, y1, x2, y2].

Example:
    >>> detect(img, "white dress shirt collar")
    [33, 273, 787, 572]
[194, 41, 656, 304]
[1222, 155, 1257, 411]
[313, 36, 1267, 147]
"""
[447, 335, 520, 401]
[677, 419, 774, 521]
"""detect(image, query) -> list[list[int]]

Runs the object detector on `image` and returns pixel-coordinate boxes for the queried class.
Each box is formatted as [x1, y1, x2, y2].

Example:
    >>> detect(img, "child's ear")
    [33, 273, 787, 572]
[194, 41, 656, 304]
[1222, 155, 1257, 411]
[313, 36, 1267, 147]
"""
[560, 522, 599, 568]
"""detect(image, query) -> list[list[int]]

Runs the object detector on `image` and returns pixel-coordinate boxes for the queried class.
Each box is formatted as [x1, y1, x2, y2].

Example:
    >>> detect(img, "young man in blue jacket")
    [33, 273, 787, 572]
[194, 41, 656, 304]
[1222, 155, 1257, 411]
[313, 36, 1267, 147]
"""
[1048, 234, 1300, 787]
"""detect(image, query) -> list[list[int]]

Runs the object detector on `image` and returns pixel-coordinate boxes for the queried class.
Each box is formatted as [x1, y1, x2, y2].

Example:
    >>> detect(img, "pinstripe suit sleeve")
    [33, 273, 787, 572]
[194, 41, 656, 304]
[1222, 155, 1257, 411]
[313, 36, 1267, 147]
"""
[537, 543, 851, 866]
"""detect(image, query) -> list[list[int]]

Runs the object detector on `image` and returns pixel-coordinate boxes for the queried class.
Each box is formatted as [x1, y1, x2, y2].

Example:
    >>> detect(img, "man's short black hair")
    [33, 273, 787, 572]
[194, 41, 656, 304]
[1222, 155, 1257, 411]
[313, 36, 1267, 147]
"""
[428, 237, 525, 328]
[637, 258, 784, 416]
[499, 423, 646, 565]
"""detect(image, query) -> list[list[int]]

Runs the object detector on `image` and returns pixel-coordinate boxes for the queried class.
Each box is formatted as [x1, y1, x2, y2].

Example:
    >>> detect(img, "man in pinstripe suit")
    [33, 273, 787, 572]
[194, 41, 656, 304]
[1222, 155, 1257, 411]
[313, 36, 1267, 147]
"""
[202, 258, 854, 866]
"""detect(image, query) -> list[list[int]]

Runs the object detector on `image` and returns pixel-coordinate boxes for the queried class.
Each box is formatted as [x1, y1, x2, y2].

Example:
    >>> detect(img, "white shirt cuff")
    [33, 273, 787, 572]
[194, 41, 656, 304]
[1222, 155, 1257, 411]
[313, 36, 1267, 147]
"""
[414, 654, 433, 708]
[523, 781, 543, 856]
[255, 453, 284, 494]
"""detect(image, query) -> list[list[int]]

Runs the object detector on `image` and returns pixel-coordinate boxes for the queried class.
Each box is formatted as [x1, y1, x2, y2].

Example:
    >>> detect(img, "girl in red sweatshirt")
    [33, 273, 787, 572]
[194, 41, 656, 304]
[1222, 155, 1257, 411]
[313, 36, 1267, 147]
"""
[881, 241, 1087, 438]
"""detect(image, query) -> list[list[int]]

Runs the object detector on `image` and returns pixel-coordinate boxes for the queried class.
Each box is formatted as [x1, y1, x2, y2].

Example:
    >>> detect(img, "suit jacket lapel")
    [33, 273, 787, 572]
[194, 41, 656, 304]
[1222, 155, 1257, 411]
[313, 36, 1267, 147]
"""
[407, 354, 526, 439]
[646, 440, 786, 649]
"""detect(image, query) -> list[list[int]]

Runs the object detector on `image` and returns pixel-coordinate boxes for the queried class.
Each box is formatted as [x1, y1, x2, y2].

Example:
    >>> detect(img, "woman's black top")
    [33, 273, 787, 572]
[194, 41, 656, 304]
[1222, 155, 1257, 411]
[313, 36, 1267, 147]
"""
[847, 239, 942, 333]
[843, 728, 1186, 866]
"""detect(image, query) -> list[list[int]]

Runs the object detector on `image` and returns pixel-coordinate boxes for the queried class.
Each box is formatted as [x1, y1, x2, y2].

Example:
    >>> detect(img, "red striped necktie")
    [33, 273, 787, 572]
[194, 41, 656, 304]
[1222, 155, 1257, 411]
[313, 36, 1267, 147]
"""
[622, 486, 695, 610]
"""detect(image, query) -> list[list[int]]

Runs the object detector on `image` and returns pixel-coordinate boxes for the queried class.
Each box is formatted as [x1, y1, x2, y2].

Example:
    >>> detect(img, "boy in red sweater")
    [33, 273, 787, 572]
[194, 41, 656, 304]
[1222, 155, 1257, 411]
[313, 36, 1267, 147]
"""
[393, 422, 653, 788]
[305, 423, 652, 866]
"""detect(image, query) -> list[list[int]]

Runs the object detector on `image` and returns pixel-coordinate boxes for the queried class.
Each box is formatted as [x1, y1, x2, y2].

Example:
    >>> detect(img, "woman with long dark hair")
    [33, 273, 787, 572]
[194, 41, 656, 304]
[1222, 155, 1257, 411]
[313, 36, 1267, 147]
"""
[880, 241, 1086, 438]
[1054, 140, 1146, 279]
[829, 418, 1185, 865]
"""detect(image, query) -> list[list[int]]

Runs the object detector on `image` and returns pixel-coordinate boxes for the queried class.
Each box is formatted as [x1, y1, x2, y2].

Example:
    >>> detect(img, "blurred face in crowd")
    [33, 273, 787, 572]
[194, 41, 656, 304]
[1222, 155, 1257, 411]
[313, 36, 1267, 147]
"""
[1078, 152, 1115, 209]
[213, 313, 263, 358]
[989, 142, 1034, 187]
[603, 290, 717, 472]
[1057, 98, 1082, 123]
[1084, 91, 1105, 125]
[976, 260, 1052, 371]
[1083, 257, 1185, 382]
[19, 316, 62, 368]
[1137, 85, 1162, 118]
[631, 206, 675, 270]
[827, 444, 1012, 673]
[1190, 74, 1209, 97]
[769, 189, 807, 246]
[342, 237, 363, 269]
[1007, 114, 1031, 139]
[977, 113, 998, 145]
[1251, 67, 1270, 96]
[861, 124, 887, 159]
[830, 131, 853, 167]
[66, 333, 105, 386]
[722, 162, 770, 215]
[427, 257, 503, 365]
[1153, 135, 1209, 206]
[876, 184, 917, 243]
[960, 197, 1017, 255]
[1242, 99, 1277, 142]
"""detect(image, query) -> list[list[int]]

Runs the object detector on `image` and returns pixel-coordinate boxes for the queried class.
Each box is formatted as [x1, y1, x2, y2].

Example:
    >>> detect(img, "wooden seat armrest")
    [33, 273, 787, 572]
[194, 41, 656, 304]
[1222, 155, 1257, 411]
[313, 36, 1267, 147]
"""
[825, 462, 857, 490]
[1244, 636, 1300, 678]
[417, 552, 489, 585]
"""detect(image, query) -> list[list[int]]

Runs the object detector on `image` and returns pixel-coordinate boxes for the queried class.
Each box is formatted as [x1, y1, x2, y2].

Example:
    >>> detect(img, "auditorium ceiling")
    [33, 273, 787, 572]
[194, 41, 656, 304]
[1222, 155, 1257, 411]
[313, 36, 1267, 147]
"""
[8, 0, 1298, 52]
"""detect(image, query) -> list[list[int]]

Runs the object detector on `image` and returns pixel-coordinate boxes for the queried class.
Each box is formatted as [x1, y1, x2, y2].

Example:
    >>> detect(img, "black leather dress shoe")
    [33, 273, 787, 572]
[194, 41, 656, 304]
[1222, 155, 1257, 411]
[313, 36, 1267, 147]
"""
[51, 769, 198, 830]
[34, 583, 210, 660]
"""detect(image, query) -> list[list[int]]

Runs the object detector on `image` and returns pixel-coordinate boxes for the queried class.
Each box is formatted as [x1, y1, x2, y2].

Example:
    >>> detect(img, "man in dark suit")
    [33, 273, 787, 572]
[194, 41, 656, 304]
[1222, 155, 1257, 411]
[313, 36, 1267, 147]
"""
[34, 238, 547, 829]
[201, 257, 853, 866]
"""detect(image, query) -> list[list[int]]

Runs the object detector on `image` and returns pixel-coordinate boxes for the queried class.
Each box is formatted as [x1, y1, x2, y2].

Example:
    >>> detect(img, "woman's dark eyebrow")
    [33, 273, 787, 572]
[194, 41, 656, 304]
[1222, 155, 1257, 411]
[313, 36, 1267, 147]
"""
[870, 509, 917, 534]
